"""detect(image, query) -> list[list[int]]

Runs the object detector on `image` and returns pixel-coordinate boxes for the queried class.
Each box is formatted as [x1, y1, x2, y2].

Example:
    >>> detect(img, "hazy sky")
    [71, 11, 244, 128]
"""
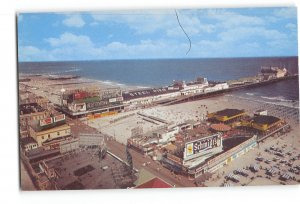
[18, 7, 297, 61]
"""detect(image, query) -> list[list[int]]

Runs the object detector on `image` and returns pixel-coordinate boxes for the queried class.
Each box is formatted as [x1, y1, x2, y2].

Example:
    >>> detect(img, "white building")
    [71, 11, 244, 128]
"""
[152, 127, 180, 144]
[204, 82, 229, 93]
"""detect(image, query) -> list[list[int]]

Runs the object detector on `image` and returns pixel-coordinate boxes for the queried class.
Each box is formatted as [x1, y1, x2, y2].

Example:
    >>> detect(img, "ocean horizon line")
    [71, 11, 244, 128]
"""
[18, 55, 298, 64]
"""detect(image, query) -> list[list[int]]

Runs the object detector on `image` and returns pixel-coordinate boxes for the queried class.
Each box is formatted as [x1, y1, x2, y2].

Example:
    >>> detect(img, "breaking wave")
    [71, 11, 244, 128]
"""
[260, 96, 294, 103]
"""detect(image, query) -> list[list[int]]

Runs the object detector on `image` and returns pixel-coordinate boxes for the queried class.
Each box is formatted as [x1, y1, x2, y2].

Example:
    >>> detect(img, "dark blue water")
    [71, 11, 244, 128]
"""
[18, 57, 299, 104]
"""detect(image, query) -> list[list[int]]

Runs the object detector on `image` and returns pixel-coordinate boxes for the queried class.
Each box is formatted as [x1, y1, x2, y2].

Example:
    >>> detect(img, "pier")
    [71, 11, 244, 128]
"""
[160, 74, 298, 106]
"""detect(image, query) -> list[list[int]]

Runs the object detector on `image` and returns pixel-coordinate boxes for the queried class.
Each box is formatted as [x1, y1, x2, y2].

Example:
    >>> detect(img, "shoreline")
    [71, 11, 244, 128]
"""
[19, 73, 299, 110]
[19, 73, 152, 91]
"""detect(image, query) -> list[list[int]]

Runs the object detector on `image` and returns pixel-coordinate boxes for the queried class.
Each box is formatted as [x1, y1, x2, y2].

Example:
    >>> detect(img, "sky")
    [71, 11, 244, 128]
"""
[18, 7, 298, 62]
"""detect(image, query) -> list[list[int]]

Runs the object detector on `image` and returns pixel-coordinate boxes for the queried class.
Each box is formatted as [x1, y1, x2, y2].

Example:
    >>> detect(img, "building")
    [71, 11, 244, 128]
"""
[135, 177, 173, 188]
[25, 147, 60, 164]
[60, 138, 79, 154]
[160, 122, 258, 178]
[61, 88, 124, 118]
[127, 126, 179, 155]
[180, 77, 209, 95]
[20, 137, 38, 152]
[19, 103, 49, 138]
[203, 82, 229, 93]
[251, 115, 283, 132]
[189, 135, 257, 178]
[29, 114, 71, 149]
[207, 109, 246, 123]
[152, 127, 179, 144]
[123, 87, 181, 106]
[260, 66, 287, 80]
[162, 129, 223, 172]
[39, 157, 60, 180]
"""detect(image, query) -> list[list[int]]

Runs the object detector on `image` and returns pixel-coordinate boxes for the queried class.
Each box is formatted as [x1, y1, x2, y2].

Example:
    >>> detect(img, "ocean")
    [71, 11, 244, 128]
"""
[18, 56, 299, 107]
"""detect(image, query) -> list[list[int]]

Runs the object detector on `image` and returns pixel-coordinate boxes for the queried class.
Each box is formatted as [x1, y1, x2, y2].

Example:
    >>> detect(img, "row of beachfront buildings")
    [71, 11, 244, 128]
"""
[127, 108, 290, 179]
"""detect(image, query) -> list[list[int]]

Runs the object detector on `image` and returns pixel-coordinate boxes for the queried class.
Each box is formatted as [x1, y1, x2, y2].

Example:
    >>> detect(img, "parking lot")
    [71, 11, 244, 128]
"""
[204, 126, 300, 187]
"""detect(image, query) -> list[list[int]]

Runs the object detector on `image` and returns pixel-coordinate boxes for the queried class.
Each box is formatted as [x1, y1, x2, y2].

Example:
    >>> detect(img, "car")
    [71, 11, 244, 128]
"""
[265, 160, 272, 164]
[256, 157, 264, 162]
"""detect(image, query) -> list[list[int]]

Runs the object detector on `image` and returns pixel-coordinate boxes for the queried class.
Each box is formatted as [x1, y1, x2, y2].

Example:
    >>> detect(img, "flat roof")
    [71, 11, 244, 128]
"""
[180, 125, 216, 142]
[253, 115, 281, 125]
[19, 103, 45, 115]
[123, 87, 179, 100]
[26, 147, 60, 161]
[31, 122, 70, 134]
[215, 109, 245, 118]
[20, 137, 37, 146]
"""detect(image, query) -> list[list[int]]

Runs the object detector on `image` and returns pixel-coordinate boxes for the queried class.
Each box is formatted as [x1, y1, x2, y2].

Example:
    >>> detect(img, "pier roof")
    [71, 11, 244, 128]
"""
[253, 115, 281, 125]
[123, 87, 179, 100]
[214, 109, 245, 118]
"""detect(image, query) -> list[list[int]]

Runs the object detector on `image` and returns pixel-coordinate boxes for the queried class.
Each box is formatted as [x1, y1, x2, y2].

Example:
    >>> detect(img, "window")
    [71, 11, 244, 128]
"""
[42, 136, 44, 140]
[48, 134, 50, 139]
[57, 132, 60, 136]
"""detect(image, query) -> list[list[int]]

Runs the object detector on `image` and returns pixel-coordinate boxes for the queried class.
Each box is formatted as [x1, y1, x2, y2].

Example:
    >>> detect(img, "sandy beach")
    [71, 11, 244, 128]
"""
[19, 75, 141, 105]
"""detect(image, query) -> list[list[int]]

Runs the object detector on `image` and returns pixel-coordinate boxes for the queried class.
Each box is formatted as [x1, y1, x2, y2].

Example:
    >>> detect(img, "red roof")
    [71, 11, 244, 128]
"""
[211, 123, 231, 132]
[136, 177, 173, 189]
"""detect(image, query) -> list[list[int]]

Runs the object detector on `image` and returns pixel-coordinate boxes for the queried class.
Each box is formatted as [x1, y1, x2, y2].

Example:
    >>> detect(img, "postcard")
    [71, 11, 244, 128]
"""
[18, 7, 299, 190]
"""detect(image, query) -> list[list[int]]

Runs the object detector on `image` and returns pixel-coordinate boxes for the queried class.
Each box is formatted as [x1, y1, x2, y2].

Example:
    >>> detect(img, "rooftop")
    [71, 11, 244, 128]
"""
[26, 147, 60, 163]
[185, 125, 212, 136]
[123, 87, 179, 100]
[19, 103, 45, 115]
[136, 177, 173, 188]
[20, 137, 37, 147]
[31, 120, 67, 132]
[252, 115, 281, 125]
[214, 109, 245, 118]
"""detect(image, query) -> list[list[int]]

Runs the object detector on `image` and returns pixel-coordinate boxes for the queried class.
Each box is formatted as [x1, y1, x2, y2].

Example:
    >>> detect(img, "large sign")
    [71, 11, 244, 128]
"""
[109, 98, 117, 103]
[53, 114, 65, 122]
[185, 133, 222, 158]
[40, 117, 53, 126]
[73, 92, 87, 100]
[86, 101, 109, 110]
[99, 89, 122, 100]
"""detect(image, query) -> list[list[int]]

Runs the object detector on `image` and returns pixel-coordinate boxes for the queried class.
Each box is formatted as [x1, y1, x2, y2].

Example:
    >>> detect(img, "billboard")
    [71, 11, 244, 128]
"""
[40, 117, 53, 126]
[185, 133, 222, 158]
[73, 92, 87, 100]
[99, 88, 122, 100]
[116, 96, 124, 102]
[86, 101, 109, 110]
[109, 98, 117, 103]
[53, 114, 65, 122]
